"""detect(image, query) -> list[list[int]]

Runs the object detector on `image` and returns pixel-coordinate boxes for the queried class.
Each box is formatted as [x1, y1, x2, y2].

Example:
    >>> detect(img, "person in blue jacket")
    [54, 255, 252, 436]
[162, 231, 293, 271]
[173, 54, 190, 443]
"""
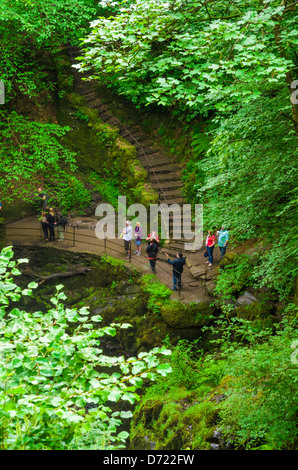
[217, 225, 229, 259]
[164, 252, 185, 291]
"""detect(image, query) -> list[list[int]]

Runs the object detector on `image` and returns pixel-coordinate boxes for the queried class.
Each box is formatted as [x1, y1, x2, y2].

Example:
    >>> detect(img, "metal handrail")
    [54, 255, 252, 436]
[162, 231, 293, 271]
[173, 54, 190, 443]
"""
[5, 222, 213, 296]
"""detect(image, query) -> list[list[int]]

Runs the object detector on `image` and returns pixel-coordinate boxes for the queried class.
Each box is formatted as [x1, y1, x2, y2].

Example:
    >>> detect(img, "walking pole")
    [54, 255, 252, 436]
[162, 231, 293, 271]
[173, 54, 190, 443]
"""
[129, 240, 131, 262]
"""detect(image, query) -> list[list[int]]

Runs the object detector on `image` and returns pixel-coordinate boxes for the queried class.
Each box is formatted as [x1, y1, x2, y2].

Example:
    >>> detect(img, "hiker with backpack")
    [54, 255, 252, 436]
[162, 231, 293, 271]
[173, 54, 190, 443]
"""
[54, 207, 67, 242]
[146, 238, 158, 274]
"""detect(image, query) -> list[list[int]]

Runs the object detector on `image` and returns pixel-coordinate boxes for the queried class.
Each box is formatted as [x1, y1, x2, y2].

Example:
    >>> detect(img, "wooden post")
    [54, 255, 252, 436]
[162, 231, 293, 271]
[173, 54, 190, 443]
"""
[73, 226, 76, 247]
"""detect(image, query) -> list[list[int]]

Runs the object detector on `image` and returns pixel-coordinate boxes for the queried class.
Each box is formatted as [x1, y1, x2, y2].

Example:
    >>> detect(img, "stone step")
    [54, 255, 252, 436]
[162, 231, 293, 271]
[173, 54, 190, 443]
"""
[161, 198, 185, 205]
[139, 157, 175, 168]
[126, 125, 143, 134]
[134, 141, 157, 152]
[75, 87, 94, 97]
[152, 180, 184, 190]
[159, 193, 183, 203]
[136, 146, 159, 156]
[150, 172, 181, 183]
[149, 164, 181, 175]
[85, 98, 103, 109]
[159, 187, 183, 196]
[97, 104, 110, 114]
[99, 113, 114, 123]
[122, 131, 148, 143]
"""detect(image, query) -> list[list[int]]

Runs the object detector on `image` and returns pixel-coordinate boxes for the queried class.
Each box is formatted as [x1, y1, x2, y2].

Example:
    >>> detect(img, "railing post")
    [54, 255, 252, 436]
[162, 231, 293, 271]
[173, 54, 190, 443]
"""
[104, 236, 107, 255]
[73, 226, 76, 247]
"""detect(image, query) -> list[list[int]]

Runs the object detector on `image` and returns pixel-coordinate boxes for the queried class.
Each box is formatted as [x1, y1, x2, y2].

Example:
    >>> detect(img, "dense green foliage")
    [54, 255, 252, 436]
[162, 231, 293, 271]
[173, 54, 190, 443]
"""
[0, 0, 97, 99]
[0, 0, 99, 212]
[78, 0, 298, 296]
[0, 246, 172, 449]
[0, 0, 297, 451]
[131, 310, 297, 450]
[79, 0, 297, 116]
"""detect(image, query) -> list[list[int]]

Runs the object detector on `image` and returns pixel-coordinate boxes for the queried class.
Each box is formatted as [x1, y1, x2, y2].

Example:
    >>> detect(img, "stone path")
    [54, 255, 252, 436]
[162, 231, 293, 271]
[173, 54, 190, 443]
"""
[5, 216, 219, 303]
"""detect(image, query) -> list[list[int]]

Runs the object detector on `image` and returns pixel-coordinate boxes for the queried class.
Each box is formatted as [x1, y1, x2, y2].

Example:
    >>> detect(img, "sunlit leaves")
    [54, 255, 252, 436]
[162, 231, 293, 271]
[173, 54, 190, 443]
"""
[77, 0, 297, 117]
[0, 246, 172, 450]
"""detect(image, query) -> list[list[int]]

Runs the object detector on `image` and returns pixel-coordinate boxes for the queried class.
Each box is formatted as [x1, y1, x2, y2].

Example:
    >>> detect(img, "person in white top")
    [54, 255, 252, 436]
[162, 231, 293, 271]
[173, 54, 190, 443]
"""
[122, 220, 132, 258]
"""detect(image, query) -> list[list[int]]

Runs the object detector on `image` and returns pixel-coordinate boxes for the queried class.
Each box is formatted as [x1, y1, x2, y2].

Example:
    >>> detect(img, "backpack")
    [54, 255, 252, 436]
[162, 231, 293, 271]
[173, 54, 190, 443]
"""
[60, 215, 68, 226]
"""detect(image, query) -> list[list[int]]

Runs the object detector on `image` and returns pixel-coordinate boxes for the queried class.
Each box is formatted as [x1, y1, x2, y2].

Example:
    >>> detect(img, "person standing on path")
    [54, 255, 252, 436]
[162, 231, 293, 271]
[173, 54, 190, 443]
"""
[164, 252, 185, 291]
[122, 220, 132, 258]
[54, 207, 65, 242]
[146, 231, 160, 246]
[217, 225, 229, 259]
[146, 239, 158, 273]
[40, 212, 49, 241]
[134, 221, 143, 255]
[206, 230, 216, 267]
[37, 187, 48, 214]
[46, 207, 56, 241]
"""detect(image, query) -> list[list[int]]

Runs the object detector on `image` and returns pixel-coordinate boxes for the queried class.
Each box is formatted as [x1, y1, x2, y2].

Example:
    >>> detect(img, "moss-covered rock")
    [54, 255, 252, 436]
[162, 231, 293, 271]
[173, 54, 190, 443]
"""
[218, 252, 238, 269]
[235, 300, 275, 330]
[236, 301, 273, 321]
[161, 301, 214, 329]
[129, 388, 220, 450]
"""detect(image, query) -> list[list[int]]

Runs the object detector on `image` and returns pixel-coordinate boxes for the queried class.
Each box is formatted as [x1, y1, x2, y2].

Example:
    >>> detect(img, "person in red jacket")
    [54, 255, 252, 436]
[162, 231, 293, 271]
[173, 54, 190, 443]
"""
[206, 230, 216, 266]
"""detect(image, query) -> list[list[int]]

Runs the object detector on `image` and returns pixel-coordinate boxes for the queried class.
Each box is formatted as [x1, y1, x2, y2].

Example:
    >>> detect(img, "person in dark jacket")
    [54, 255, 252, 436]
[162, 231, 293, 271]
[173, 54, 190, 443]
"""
[40, 211, 49, 241]
[54, 207, 65, 242]
[46, 207, 56, 241]
[37, 187, 48, 214]
[164, 252, 185, 290]
[146, 239, 158, 273]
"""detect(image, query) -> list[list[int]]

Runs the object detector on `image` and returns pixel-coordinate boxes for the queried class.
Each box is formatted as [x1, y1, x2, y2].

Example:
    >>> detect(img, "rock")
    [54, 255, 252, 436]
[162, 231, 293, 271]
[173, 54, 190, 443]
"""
[236, 291, 258, 306]
[210, 443, 220, 450]
[219, 252, 238, 269]
[161, 300, 214, 329]
[190, 266, 205, 279]
[236, 301, 273, 322]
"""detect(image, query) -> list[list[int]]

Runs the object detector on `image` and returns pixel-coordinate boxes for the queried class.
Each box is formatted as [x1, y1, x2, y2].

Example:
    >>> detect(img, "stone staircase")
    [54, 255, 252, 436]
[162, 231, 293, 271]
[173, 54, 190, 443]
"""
[66, 46, 207, 279]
